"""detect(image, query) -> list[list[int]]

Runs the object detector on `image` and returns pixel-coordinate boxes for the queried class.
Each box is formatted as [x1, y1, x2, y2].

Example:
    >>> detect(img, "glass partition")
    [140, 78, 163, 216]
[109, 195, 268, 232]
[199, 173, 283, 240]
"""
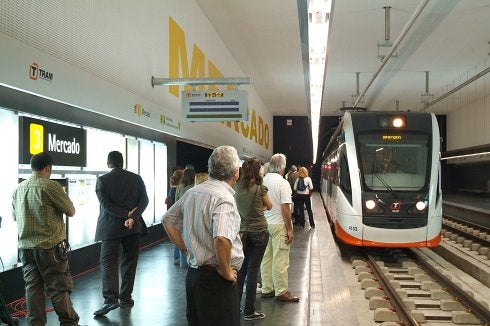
[0, 110, 168, 269]
[139, 140, 155, 226]
[154, 143, 167, 221]
[0, 109, 20, 269]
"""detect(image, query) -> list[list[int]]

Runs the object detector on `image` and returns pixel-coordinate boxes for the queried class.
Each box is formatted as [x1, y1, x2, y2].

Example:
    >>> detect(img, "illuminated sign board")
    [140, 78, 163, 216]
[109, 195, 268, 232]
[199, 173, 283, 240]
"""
[19, 117, 87, 166]
[382, 135, 402, 140]
[182, 90, 248, 122]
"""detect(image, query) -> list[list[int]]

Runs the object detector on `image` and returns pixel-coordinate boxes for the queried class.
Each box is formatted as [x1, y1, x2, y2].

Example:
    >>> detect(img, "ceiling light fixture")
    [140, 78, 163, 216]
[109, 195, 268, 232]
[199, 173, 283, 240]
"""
[308, 0, 332, 163]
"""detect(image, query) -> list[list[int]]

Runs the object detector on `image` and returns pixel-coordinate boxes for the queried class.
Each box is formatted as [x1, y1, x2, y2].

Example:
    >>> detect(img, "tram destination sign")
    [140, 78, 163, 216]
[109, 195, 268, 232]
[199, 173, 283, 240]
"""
[181, 90, 248, 122]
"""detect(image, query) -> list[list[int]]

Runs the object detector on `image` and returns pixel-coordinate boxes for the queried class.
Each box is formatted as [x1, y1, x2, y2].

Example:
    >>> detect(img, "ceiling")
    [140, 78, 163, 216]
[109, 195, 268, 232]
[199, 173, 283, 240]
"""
[196, 0, 490, 117]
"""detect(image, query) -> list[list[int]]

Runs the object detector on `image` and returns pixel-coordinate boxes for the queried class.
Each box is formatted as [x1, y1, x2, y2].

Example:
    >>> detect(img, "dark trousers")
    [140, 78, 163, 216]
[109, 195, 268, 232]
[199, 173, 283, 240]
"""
[236, 231, 269, 315]
[292, 195, 302, 223]
[186, 267, 239, 326]
[296, 194, 315, 227]
[99, 233, 139, 303]
[20, 245, 79, 326]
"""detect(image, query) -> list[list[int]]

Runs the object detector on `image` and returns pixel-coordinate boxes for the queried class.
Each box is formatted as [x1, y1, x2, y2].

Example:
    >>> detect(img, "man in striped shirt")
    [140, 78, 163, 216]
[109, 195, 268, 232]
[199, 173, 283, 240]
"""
[162, 145, 244, 326]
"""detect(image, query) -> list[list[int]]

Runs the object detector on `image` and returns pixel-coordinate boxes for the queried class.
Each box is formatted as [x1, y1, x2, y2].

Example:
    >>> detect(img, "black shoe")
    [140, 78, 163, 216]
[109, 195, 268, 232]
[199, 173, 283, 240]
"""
[261, 291, 275, 298]
[119, 299, 135, 308]
[244, 311, 265, 321]
[93, 302, 119, 316]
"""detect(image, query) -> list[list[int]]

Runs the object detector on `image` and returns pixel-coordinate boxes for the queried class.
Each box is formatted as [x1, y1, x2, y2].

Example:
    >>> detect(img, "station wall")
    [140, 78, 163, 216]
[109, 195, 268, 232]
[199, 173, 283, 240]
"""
[431, 61, 490, 151]
[0, 0, 273, 161]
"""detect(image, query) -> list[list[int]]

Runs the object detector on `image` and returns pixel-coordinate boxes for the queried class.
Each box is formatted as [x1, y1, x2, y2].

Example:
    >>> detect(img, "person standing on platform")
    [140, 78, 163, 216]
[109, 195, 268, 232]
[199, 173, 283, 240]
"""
[166, 168, 183, 210]
[162, 145, 244, 326]
[294, 166, 315, 229]
[93, 151, 149, 316]
[260, 153, 300, 302]
[234, 157, 272, 321]
[286, 165, 300, 224]
[173, 167, 195, 268]
[194, 172, 208, 185]
[12, 152, 81, 326]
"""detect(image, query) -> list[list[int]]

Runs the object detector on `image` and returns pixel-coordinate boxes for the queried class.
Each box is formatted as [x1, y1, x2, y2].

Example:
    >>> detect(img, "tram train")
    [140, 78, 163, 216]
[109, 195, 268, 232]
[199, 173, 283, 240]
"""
[320, 111, 442, 247]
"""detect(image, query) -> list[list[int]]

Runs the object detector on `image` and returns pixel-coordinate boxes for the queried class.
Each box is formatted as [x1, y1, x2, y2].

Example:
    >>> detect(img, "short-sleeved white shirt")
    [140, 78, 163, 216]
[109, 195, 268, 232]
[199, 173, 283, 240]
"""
[294, 176, 313, 195]
[263, 172, 292, 225]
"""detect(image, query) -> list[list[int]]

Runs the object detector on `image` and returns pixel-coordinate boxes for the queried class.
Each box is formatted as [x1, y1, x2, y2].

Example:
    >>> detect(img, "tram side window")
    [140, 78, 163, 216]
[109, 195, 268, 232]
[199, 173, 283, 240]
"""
[339, 151, 352, 203]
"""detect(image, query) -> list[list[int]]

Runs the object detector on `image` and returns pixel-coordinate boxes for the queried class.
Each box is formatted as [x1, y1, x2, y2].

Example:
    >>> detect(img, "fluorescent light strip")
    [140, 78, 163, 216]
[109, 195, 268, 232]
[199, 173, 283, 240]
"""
[308, 0, 332, 163]
[441, 151, 490, 160]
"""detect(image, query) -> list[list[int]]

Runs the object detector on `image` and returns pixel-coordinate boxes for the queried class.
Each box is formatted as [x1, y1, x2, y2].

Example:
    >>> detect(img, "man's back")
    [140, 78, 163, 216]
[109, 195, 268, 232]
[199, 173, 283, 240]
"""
[13, 175, 72, 249]
[98, 168, 146, 209]
[263, 173, 292, 224]
[95, 167, 149, 241]
[287, 171, 298, 191]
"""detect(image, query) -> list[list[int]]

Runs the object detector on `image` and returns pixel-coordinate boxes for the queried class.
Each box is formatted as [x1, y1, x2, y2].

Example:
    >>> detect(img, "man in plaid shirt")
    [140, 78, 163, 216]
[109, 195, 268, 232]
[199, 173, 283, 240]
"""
[12, 152, 80, 326]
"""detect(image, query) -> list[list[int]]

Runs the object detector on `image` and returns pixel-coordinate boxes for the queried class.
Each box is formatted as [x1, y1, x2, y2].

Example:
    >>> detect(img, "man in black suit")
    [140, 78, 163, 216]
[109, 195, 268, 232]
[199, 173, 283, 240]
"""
[93, 151, 149, 317]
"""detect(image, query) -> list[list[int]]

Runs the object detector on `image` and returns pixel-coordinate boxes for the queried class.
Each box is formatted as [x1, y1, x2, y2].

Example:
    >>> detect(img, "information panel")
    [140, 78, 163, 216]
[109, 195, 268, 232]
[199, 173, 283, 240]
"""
[19, 116, 87, 166]
[182, 90, 248, 122]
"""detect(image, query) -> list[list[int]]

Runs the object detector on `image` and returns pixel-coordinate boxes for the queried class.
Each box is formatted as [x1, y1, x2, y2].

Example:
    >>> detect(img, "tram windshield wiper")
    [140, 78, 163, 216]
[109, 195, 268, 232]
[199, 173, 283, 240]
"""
[372, 173, 399, 199]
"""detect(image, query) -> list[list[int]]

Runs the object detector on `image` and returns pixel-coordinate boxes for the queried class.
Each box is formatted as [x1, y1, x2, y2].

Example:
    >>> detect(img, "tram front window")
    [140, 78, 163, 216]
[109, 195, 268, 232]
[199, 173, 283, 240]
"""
[357, 133, 430, 191]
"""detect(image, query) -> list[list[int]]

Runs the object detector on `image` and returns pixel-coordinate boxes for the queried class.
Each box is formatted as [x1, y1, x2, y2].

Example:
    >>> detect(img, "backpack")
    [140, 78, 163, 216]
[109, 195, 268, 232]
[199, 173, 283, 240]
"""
[297, 177, 307, 191]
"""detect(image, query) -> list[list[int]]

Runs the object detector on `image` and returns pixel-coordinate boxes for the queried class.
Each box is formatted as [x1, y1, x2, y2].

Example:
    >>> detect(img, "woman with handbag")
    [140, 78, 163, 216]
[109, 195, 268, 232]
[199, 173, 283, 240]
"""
[234, 158, 272, 321]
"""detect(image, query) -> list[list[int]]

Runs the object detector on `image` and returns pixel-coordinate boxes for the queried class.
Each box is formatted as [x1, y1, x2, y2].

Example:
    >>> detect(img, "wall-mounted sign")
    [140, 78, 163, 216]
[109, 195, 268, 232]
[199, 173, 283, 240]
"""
[19, 116, 87, 167]
[29, 62, 54, 82]
[182, 90, 248, 122]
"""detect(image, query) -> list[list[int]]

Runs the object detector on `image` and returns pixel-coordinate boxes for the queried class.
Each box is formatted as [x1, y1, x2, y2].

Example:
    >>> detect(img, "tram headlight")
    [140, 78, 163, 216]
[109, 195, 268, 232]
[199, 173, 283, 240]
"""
[378, 116, 406, 128]
[392, 117, 405, 128]
[415, 201, 426, 211]
[365, 200, 376, 210]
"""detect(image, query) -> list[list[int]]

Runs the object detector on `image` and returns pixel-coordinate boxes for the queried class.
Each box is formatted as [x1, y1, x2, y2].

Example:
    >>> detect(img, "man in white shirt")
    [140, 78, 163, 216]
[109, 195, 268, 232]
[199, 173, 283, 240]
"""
[260, 153, 299, 302]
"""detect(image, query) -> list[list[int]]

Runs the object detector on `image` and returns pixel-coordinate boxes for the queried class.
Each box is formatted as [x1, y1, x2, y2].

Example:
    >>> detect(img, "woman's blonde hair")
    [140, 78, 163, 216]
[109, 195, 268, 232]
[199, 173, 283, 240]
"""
[298, 166, 309, 178]
[194, 172, 208, 185]
[170, 169, 184, 187]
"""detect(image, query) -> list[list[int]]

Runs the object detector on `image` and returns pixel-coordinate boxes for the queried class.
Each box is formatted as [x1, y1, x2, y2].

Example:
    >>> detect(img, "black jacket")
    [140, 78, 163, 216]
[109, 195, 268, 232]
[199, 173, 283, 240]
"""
[95, 168, 149, 241]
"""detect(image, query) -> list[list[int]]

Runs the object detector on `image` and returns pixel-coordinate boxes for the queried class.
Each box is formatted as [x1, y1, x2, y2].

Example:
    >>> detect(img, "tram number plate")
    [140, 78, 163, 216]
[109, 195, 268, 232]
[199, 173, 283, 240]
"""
[348, 226, 358, 231]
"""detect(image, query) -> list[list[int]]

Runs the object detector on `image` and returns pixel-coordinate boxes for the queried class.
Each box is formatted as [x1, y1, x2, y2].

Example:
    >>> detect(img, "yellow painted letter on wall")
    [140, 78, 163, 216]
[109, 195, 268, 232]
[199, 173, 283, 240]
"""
[169, 17, 206, 96]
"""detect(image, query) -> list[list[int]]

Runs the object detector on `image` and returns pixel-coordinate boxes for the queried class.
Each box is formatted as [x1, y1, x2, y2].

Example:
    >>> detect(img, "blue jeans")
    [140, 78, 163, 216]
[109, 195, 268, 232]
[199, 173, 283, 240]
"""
[236, 231, 269, 315]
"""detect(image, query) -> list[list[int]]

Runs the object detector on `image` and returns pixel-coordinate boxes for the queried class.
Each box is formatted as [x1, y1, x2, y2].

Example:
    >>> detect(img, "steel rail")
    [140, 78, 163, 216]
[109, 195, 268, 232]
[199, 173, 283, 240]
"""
[408, 249, 490, 324]
[442, 215, 490, 248]
[366, 253, 420, 326]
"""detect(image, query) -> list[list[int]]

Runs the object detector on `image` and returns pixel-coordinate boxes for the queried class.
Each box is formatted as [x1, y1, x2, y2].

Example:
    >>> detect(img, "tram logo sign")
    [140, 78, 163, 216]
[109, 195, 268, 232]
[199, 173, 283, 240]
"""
[29, 62, 54, 82]
[390, 201, 401, 212]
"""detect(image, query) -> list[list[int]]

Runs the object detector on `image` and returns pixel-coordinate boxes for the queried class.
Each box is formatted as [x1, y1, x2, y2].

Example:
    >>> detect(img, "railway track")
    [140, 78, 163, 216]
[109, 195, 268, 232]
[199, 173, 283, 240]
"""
[436, 201, 490, 288]
[352, 248, 490, 325]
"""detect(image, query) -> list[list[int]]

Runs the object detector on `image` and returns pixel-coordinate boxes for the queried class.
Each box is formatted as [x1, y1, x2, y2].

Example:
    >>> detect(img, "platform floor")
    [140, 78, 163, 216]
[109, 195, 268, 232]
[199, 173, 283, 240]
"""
[10, 193, 360, 326]
[443, 191, 490, 212]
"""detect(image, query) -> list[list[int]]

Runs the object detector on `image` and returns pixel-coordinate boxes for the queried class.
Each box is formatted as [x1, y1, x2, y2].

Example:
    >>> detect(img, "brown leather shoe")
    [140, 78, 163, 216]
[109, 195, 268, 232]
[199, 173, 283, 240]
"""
[276, 291, 299, 302]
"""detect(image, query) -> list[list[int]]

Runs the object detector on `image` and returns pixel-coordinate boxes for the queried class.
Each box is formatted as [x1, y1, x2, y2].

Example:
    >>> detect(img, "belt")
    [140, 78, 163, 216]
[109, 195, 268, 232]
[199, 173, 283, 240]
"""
[198, 265, 218, 271]
[192, 265, 238, 272]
